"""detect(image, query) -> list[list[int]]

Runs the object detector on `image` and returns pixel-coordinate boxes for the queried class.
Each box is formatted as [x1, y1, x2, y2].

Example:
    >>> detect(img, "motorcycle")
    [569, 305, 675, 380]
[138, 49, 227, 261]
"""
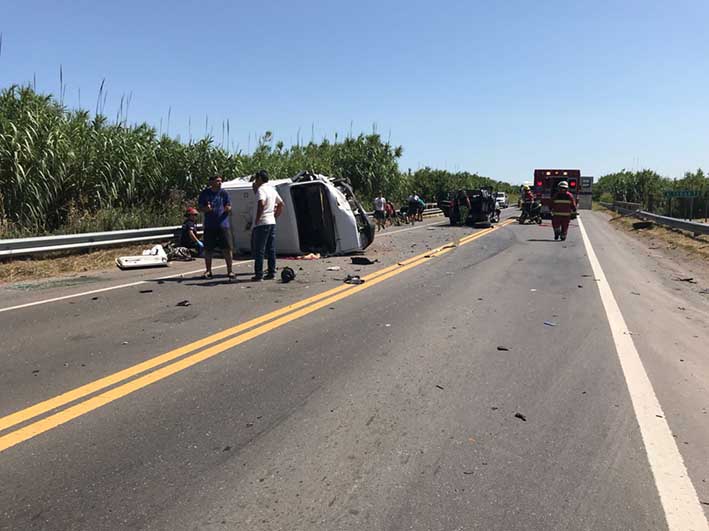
[518, 201, 542, 224]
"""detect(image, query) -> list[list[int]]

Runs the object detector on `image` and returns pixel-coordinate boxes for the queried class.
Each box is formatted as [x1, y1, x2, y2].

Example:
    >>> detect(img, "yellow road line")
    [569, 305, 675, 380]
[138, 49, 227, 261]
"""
[0, 241, 446, 434]
[0, 222, 510, 452]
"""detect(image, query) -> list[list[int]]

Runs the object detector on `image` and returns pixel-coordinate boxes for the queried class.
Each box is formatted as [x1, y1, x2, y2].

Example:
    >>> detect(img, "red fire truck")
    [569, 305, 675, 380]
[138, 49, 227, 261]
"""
[533, 169, 581, 218]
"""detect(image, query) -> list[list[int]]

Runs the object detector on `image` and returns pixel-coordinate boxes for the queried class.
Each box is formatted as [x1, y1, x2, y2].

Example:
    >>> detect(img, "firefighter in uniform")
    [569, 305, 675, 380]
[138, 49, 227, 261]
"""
[551, 181, 577, 241]
[521, 185, 534, 216]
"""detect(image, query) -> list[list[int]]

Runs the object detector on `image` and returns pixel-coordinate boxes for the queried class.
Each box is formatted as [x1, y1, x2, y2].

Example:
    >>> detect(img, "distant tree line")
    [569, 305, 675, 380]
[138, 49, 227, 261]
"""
[0, 85, 515, 238]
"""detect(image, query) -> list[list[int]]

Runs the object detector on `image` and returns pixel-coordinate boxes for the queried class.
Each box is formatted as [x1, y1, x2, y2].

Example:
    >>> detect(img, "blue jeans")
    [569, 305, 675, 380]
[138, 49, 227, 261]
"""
[252, 224, 276, 278]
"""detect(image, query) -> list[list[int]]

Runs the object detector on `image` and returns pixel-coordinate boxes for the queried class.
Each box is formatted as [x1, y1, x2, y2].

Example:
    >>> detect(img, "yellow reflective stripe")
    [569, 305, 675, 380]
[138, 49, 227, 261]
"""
[553, 200, 572, 204]
[552, 212, 572, 216]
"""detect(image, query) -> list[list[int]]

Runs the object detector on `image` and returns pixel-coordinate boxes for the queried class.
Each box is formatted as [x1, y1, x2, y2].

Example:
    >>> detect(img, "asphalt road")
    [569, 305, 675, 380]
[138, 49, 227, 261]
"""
[1, 211, 707, 530]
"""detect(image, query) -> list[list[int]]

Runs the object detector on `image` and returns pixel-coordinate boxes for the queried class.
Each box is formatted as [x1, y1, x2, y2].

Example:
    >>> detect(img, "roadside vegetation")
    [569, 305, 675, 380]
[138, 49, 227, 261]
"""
[594, 169, 708, 220]
[0, 84, 515, 239]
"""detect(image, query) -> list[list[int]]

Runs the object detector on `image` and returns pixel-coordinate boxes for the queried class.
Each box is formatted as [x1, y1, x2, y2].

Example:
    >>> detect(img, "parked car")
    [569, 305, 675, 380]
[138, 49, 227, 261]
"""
[495, 192, 509, 208]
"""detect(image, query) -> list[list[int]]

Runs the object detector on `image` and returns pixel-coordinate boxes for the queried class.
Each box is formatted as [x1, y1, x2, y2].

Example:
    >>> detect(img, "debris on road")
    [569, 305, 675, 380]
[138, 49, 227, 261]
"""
[530, 289, 537, 292]
[122, 341, 129, 345]
[344, 275, 364, 285]
[281, 267, 296, 283]
[631, 291, 641, 296]
[463, 471, 474, 475]
[673, 277, 697, 283]
[496, 346, 510, 351]
[326, 266, 341, 271]
[544, 321, 558, 327]
[577, 285, 583, 288]
[514, 412, 527, 422]
[32, 369, 39, 374]
[491, 406, 499, 411]
[116, 245, 169, 270]
[435, 384, 444, 390]
[176, 300, 191, 307]
[139, 289, 153, 294]
[351, 257, 378, 265]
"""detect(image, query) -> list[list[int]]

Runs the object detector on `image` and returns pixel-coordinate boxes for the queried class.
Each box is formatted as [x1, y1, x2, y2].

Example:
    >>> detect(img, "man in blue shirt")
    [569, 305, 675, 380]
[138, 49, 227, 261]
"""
[198, 175, 235, 281]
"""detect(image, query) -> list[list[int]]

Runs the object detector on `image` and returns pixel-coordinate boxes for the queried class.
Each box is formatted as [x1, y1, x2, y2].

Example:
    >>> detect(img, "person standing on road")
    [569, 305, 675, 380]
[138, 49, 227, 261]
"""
[551, 181, 577, 241]
[407, 193, 420, 224]
[198, 175, 235, 280]
[250, 170, 284, 281]
[374, 192, 387, 231]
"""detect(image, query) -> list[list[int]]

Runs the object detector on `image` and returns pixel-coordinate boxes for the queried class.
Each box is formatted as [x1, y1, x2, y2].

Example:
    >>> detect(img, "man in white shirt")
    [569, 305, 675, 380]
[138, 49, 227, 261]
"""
[373, 192, 386, 231]
[251, 170, 284, 281]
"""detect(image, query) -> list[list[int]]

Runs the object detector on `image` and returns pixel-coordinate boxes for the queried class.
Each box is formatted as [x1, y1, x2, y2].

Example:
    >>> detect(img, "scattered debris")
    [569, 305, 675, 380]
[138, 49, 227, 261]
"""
[577, 285, 583, 288]
[581, 274, 592, 277]
[223, 446, 232, 452]
[91, 296, 99, 300]
[246, 423, 254, 428]
[435, 384, 444, 390]
[384, 324, 391, 327]
[122, 341, 129, 345]
[544, 321, 558, 327]
[490, 406, 499, 411]
[514, 412, 527, 422]
[678, 307, 686, 311]
[656, 415, 664, 418]
[344, 275, 364, 285]
[116, 245, 168, 270]
[530, 289, 537, 292]
[139, 289, 153, 294]
[680, 359, 685, 362]
[281, 267, 296, 283]
[463, 471, 474, 475]
[631, 291, 641, 296]
[496, 346, 510, 351]
[632, 221, 654, 230]
[32, 369, 40, 374]
[351, 257, 378, 265]
[176, 300, 191, 307]
[326, 266, 342, 271]
[674, 277, 697, 284]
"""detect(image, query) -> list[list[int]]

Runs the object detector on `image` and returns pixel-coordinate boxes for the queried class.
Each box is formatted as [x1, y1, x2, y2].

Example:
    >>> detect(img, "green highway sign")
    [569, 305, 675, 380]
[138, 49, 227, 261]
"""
[664, 190, 699, 198]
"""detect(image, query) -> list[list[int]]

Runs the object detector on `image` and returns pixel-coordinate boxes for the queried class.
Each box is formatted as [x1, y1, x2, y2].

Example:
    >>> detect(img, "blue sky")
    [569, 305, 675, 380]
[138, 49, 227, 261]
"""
[2, 0, 708, 183]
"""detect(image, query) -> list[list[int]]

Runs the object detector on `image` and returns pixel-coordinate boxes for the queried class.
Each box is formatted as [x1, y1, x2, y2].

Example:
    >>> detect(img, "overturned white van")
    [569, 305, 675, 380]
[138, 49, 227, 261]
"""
[222, 172, 375, 256]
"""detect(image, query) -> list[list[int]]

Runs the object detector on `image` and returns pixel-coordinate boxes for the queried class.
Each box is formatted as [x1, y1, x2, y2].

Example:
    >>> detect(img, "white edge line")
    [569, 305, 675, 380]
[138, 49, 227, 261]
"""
[0, 261, 250, 314]
[0, 216, 505, 314]
[0, 221, 448, 314]
[578, 216, 708, 531]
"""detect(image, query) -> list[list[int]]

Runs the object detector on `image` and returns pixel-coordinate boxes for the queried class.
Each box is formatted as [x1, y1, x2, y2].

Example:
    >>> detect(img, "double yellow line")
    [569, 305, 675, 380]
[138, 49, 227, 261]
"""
[0, 220, 512, 453]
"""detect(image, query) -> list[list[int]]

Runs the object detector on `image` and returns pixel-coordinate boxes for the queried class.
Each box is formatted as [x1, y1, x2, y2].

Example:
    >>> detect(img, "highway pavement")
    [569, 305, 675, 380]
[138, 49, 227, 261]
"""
[1, 211, 707, 530]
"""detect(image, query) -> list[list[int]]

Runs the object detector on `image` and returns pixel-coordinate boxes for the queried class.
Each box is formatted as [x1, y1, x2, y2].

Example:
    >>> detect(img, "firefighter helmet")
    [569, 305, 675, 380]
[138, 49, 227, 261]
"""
[558, 181, 569, 189]
[523, 185, 530, 190]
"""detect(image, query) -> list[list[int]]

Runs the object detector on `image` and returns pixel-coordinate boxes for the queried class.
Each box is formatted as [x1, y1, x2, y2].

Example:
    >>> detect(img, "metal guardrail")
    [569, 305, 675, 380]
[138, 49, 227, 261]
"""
[601, 202, 709, 236]
[0, 226, 189, 258]
[0, 207, 445, 259]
